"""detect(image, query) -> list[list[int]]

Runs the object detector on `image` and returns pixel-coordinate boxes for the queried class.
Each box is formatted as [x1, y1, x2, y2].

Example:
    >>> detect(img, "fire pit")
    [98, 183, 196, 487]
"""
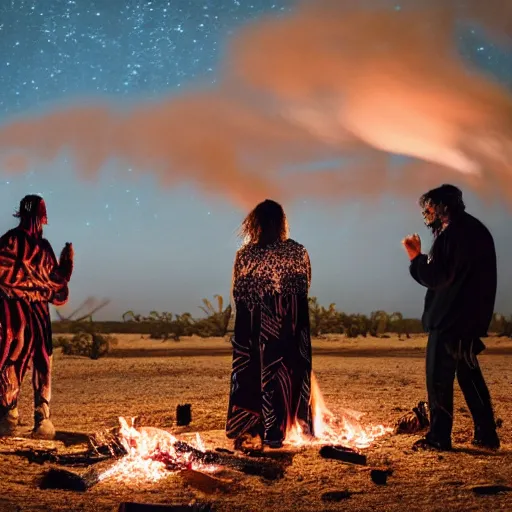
[8, 375, 393, 492]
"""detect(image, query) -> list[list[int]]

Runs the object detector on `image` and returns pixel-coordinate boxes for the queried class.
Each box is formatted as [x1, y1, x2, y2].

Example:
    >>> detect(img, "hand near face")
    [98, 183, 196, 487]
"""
[61, 242, 74, 262]
[402, 233, 421, 260]
[59, 243, 74, 282]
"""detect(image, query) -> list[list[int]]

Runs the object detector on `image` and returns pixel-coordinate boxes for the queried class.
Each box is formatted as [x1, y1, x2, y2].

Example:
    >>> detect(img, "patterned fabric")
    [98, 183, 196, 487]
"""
[232, 239, 311, 306]
[226, 239, 314, 443]
[0, 227, 72, 418]
[0, 299, 53, 415]
[0, 228, 71, 304]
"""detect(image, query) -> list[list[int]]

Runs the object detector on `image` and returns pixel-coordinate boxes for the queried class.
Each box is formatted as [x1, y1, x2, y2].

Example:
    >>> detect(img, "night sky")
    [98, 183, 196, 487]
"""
[0, 0, 511, 320]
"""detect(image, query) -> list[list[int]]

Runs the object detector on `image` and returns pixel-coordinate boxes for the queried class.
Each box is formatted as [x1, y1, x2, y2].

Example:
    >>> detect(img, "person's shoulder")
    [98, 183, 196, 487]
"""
[235, 243, 253, 259]
[284, 238, 308, 253]
[39, 238, 55, 253]
[0, 227, 21, 242]
[462, 212, 493, 237]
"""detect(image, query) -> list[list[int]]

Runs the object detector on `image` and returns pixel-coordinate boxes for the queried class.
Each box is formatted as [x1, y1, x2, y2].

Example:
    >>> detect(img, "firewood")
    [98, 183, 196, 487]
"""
[173, 440, 285, 480]
[319, 445, 367, 466]
[179, 469, 233, 494]
[39, 468, 90, 492]
[9, 430, 286, 485]
[38, 458, 125, 491]
[471, 484, 512, 495]
[88, 427, 127, 457]
[7, 447, 119, 467]
[321, 490, 352, 502]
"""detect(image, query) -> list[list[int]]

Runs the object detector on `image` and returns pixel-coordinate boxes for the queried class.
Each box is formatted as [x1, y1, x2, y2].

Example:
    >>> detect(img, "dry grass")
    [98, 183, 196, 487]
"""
[0, 334, 511, 512]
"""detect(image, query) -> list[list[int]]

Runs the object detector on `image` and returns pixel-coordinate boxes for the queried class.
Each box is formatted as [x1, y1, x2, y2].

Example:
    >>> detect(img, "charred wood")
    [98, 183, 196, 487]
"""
[319, 445, 367, 466]
[173, 440, 285, 480]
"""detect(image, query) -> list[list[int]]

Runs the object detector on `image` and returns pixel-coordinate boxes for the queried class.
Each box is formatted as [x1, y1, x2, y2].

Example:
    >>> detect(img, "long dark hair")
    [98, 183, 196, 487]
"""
[419, 184, 465, 237]
[240, 199, 288, 246]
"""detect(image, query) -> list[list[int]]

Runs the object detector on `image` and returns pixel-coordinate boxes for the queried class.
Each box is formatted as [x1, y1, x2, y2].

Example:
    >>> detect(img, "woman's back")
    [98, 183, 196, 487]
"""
[232, 238, 311, 304]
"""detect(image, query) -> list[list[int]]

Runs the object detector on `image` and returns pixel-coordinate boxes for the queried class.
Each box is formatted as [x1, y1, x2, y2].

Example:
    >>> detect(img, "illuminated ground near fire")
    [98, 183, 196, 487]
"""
[0, 335, 510, 511]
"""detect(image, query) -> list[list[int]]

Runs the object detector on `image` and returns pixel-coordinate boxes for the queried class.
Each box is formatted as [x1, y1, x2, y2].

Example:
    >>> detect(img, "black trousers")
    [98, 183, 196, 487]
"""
[426, 330, 497, 444]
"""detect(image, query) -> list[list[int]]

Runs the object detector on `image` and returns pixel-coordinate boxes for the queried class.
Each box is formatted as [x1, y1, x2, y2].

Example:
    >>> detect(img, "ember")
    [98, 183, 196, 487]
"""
[285, 373, 393, 449]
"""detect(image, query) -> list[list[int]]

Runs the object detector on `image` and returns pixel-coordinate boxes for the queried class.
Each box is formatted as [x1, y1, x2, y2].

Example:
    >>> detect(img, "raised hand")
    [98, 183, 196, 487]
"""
[59, 243, 74, 281]
[402, 233, 421, 260]
[60, 242, 74, 262]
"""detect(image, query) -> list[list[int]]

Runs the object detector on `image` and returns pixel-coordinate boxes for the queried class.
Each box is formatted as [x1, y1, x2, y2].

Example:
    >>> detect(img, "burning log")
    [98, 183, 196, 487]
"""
[5, 447, 120, 467]
[7, 438, 285, 486]
[39, 457, 129, 491]
[319, 445, 367, 466]
[88, 426, 129, 457]
[172, 440, 285, 480]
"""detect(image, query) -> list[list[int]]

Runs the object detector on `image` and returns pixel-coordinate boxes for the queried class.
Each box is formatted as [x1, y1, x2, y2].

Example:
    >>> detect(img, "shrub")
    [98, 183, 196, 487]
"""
[59, 330, 117, 359]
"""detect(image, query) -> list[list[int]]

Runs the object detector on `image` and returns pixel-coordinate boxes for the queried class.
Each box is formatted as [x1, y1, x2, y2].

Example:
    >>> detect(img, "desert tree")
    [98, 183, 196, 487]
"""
[389, 311, 405, 339]
[370, 310, 389, 337]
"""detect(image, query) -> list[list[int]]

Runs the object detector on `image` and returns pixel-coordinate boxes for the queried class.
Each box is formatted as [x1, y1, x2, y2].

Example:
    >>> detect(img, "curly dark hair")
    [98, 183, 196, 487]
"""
[419, 184, 466, 237]
[419, 184, 466, 215]
[239, 199, 288, 246]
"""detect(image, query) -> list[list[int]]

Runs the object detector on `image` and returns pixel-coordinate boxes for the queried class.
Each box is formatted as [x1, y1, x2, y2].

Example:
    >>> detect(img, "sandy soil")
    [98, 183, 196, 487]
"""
[0, 334, 511, 512]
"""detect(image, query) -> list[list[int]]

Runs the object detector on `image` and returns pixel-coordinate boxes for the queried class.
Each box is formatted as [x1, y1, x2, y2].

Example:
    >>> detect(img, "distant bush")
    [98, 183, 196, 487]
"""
[117, 295, 232, 341]
[57, 331, 118, 359]
[52, 335, 69, 349]
[51, 294, 512, 341]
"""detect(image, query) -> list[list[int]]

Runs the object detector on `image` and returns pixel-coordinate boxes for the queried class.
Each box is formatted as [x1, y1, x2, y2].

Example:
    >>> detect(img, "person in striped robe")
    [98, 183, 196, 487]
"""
[0, 195, 73, 439]
[226, 199, 314, 450]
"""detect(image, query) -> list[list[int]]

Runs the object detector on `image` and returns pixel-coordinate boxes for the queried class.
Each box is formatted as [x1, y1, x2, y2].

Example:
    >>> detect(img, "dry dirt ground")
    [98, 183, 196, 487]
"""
[0, 334, 511, 512]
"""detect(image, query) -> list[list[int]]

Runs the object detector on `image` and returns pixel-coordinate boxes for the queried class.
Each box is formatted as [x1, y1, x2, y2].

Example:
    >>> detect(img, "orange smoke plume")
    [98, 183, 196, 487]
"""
[0, 0, 511, 206]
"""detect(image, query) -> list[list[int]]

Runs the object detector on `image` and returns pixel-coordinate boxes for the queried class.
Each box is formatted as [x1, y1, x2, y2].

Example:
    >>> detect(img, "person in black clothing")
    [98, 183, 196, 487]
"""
[402, 184, 500, 451]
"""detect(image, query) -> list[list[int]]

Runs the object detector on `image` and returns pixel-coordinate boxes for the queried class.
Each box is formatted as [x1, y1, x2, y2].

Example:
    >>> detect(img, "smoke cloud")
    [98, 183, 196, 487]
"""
[1, 0, 511, 208]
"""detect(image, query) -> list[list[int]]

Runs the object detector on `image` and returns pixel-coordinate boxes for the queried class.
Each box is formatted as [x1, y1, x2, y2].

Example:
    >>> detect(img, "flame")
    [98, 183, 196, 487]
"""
[96, 374, 392, 484]
[98, 417, 217, 483]
[285, 373, 393, 449]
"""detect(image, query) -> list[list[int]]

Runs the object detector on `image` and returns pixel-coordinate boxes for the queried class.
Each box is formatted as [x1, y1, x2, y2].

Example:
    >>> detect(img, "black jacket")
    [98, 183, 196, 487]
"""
[410, 212, 497, 339]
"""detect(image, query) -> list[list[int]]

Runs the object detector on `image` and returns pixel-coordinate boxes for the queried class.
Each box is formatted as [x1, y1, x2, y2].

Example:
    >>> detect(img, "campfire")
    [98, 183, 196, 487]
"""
[97, 419, 218, 483]
[286, 373, 393, 449]
[8, 373, 393, 492]
[84, 372, 393, 486]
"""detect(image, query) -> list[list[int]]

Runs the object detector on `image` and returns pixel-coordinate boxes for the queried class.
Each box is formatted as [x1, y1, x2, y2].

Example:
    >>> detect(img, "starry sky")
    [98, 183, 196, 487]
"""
[1, 0, 512, 321]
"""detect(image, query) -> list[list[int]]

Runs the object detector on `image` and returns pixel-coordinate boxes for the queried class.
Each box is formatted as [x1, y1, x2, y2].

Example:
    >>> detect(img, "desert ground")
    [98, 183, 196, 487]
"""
[0, 334, 510, 512]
